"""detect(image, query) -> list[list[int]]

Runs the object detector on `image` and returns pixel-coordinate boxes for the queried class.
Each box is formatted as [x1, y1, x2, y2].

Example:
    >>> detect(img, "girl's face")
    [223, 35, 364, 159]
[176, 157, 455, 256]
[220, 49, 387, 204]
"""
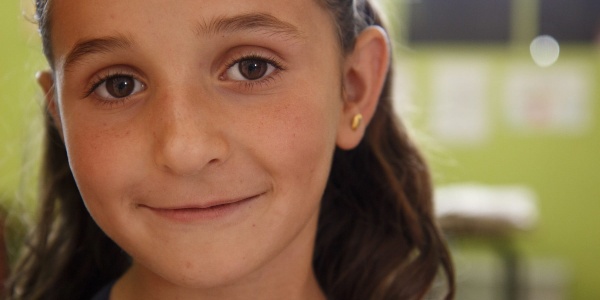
[45, 0, 358, 294]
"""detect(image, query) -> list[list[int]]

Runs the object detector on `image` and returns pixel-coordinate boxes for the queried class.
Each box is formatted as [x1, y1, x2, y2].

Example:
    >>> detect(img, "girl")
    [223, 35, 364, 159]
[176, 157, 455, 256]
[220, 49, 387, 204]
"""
[7, 0, 454, 299]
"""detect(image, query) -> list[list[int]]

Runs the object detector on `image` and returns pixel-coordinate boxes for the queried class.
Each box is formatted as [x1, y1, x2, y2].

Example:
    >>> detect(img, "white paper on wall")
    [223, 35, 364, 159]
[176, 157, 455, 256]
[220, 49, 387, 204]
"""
[505, 63, 592, 134]
[429, 58, 490, 144]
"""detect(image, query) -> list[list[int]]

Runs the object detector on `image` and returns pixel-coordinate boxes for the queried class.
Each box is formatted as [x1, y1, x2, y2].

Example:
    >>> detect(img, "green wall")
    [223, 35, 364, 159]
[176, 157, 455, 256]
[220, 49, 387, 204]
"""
[1, 0, 599, 299]
[0, 0, 46, 265]
[398, 45, 600, 299]
[0, 0, 45, 206]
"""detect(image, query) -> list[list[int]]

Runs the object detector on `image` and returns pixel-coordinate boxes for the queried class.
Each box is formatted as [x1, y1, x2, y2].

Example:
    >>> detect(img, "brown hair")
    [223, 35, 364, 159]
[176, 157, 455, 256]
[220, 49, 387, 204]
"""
[6, 0, 454, 299]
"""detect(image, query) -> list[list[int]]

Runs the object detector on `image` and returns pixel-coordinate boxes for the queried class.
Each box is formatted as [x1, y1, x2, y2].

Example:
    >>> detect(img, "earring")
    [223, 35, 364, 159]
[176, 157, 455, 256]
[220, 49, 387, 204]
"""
[351, 113, 363, 131]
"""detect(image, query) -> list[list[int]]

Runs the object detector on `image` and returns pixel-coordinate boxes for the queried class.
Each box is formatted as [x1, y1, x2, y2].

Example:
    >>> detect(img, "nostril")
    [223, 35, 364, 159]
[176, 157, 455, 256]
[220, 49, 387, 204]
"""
[151, 104, 230, 176]
[153, 127, 230, 176]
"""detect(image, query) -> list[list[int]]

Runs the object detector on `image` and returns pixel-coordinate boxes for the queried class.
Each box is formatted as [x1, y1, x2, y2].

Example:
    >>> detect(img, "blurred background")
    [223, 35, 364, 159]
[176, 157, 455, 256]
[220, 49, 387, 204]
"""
[0, 0, 598, 299]
[387, 0, 599, 299]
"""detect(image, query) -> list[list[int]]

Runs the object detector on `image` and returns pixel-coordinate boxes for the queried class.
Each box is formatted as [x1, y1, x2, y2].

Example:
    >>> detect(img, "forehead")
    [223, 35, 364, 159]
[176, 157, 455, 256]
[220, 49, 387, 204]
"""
[49, 0, 336, 66]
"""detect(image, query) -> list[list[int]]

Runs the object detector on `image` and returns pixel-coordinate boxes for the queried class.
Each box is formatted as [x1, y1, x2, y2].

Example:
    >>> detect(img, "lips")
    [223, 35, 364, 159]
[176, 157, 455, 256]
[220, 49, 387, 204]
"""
[139, 193, 264, 223]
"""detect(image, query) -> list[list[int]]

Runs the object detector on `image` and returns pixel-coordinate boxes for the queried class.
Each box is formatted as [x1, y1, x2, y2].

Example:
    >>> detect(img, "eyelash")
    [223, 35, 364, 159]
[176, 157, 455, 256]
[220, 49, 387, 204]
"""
[83, 71, 141, 98]
[82, 53, 285, 105]
[222, 53, 286, 90]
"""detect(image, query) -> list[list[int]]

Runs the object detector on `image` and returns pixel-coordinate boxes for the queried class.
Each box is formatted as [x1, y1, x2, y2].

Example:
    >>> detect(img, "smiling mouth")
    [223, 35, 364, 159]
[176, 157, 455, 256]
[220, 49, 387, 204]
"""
[140, 193, 264, 222]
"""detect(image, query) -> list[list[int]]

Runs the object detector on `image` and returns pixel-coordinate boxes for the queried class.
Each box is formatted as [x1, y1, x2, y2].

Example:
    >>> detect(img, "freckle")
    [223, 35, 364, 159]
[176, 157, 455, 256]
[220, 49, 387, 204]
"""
[185, 262, 192, 269]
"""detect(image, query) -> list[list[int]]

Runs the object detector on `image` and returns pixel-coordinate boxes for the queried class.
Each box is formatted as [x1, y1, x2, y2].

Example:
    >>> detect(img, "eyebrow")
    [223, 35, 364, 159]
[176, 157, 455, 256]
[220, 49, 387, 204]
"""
[62, 35, 133, 72]
[61, 13, 302, 72]
[195, 13, 304, 39]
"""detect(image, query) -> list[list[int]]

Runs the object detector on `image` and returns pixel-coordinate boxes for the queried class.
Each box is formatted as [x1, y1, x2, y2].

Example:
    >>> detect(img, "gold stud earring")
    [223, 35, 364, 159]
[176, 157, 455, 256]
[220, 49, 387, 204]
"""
[351, 113, 363, 131]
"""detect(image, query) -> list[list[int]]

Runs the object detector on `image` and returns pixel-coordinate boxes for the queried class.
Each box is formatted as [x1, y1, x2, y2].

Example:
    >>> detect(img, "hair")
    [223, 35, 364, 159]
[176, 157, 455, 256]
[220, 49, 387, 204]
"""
[6, 0, 455, 299]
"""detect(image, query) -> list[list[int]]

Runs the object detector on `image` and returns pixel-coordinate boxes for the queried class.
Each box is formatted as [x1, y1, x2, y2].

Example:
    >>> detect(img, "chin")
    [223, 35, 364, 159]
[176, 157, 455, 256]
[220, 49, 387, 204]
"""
[135, 252, 265, 291]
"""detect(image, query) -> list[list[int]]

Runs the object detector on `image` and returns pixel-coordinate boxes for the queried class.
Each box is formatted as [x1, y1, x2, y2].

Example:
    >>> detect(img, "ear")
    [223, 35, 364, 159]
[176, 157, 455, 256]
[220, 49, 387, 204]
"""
[336, 26, 390, 150]
[37, 71, 63, 136]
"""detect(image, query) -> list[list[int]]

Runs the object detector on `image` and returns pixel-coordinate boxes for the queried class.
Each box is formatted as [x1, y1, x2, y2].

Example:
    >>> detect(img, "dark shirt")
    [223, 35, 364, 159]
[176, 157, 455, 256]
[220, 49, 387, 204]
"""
[91, 282, 114, 300]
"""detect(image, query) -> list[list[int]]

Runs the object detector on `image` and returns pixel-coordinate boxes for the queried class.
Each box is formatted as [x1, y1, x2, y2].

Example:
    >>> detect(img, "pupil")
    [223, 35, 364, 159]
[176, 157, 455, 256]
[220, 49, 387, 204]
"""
[239, 60, 267, 80]
[107, 76, 134, 98]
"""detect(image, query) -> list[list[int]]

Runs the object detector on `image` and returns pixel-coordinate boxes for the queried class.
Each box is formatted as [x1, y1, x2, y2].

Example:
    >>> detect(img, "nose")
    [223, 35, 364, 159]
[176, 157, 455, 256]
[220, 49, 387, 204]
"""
[151, 88, 230, 176]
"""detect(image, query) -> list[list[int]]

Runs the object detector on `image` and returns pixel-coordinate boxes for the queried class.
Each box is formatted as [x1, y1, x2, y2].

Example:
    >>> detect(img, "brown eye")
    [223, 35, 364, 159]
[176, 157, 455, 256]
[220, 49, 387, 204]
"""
[94, 75, 145, 100]
[225, 57, 277, 81]
[106, 76, 135, 98]
[238, 60, 268, 80]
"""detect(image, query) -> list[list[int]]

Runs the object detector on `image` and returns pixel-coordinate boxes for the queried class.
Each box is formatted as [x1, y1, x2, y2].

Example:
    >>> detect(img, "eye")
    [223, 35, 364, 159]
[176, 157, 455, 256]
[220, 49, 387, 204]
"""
[93, 75, 145, 99]
[225, 58, 277, 81]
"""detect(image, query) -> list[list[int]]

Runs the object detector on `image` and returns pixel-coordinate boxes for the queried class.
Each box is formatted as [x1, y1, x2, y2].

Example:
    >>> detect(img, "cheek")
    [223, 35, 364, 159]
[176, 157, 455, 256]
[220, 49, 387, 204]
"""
[61, 115, 142, 211]
[245, 83, 342, 197]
